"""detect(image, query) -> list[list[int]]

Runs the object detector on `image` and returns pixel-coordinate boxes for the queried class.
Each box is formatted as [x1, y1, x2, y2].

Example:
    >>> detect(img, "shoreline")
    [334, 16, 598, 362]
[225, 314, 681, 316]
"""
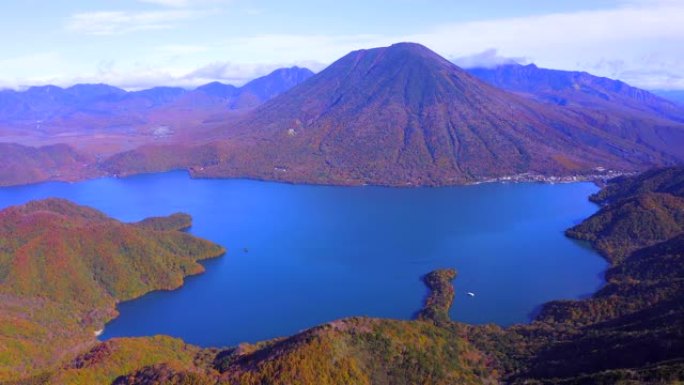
[0, 165, 634, 190]
[5, 167, 654, 383]
[88, 175, 606, 347]
[96, 248, 226, 343]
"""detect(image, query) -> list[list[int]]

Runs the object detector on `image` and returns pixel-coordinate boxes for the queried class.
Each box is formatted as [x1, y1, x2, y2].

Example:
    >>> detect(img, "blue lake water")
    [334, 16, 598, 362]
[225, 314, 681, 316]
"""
[0, 171, 607, 347]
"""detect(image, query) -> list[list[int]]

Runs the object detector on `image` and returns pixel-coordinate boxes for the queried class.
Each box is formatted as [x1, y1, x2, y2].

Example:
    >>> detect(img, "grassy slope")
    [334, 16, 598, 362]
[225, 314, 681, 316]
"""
[0, 199, 225, 381]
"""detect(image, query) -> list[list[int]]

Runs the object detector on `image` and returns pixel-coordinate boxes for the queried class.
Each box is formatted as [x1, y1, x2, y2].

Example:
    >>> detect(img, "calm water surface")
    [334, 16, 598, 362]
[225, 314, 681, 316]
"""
[0, 171, 607, 347]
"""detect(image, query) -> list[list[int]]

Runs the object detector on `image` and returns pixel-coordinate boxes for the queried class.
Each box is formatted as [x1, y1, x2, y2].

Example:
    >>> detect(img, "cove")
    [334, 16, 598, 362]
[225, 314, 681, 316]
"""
[0, 171, 607, 347]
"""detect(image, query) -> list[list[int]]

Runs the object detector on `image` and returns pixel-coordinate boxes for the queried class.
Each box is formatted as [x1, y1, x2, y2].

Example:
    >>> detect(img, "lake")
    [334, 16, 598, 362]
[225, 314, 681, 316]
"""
[0, 171, 607, 347]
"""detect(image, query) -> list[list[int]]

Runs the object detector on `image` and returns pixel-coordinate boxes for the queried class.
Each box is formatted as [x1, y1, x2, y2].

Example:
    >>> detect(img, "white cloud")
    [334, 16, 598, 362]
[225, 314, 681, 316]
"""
[398, 1, 684, 88]
[138, 0, 195, 7]
[156, 44, 210, 56]
[423, 6, 683, 53]
[212, 34, 398, 65]
[201, 1, 684, 89]
[137, 0, 230, 8]
[0, 52, 68, 89]
[619, 69, 684, 91]
[66, 10, 204, 35]
[0, 60, 317, 91]
[20, 0, 684, 90]
[452, 49, 526, 69]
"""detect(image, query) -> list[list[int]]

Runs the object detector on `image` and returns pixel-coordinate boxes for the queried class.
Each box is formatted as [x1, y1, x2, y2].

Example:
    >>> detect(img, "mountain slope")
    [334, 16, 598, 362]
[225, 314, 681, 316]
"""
[0, 199, 225, 380]
[0, 198, 224, 309]
[566, 192, 684, 262]
[186, 43, 684, 185]
[590, 166, 684, 203]
[171, 67, 315, 110]
[0, 68, 315, 187]
[0, 143, 97, 186]
[468, 63, 684, 123]
[0, 84, 126, 124]
[508, 167, 684, 384]
[231, 66, 314, 109]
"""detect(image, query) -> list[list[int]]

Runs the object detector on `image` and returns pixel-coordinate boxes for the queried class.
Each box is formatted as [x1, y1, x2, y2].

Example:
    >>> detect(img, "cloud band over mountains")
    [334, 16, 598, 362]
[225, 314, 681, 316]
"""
[0, 0, 682, 91]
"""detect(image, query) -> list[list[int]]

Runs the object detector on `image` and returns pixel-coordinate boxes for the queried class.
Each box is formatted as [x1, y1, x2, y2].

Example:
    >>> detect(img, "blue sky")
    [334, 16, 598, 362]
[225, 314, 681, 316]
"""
[0, 0, 682, 90]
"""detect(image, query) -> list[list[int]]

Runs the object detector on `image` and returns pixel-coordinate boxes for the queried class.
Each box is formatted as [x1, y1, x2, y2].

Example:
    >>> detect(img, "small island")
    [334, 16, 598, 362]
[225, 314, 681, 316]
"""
[417, 268, 457, 325]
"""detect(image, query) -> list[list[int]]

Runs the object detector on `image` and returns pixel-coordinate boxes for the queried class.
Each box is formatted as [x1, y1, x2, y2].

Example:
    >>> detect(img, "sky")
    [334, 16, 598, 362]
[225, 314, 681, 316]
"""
[0, 0, 682, 90]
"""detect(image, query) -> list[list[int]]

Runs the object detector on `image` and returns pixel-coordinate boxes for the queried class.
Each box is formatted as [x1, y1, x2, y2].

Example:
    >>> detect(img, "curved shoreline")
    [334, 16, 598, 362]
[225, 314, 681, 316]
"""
[0, 162, 632, 189]
[1, 175, 616, 384]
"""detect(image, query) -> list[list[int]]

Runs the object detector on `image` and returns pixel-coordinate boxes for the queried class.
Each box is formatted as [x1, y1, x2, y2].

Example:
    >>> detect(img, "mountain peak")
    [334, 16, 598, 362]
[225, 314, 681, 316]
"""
[387, 41, 433, 52]
[195, 81, 238, 98]
[347, 42, 451, 65]
[224, 43, 684, 186]
[271, 66, 314, 75]
[322, 42, 462, 89]
[235, 66, 315, 106]
[25, 85, 64, 94]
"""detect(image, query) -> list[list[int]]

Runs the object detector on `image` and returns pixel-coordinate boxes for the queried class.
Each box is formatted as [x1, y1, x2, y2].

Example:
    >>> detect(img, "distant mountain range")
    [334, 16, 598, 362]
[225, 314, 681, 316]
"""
[651, 89, 684, 105]
[2, 43, 684, 187]
[0, 66, 314, 125]
[467, 63, 684, 123]
[0, 142, 95, 186]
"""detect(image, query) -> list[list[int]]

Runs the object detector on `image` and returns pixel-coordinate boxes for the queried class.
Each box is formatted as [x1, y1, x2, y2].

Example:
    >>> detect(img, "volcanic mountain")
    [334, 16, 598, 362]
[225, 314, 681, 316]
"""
[178, 42, 684, 185]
